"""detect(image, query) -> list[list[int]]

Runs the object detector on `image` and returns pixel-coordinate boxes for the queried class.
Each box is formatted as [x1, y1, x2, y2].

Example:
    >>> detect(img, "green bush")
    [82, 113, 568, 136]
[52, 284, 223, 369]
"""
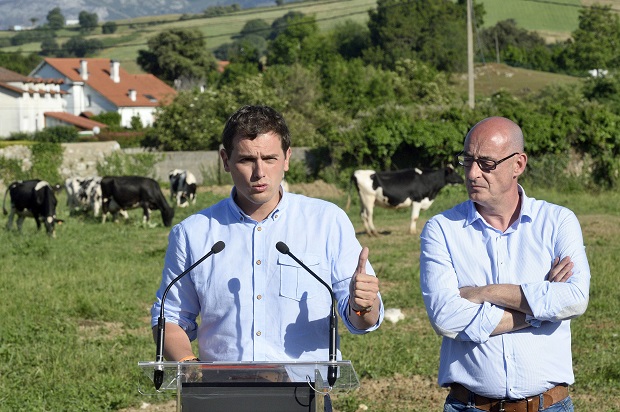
[33, 126, 79, 143]
[30, 142, 63, 184]
[96, 151, 161, 177]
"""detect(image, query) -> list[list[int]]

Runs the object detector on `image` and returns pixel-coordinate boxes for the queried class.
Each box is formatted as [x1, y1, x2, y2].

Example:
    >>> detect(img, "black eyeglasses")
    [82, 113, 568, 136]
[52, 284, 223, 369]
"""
[457, 152, 520, 171]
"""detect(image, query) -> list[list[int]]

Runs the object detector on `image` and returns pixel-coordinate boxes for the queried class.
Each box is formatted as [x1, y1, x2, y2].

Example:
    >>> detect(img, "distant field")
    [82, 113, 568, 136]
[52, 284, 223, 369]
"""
[450, 62, 583, 99]
[482, 0, 620, 42]
[87, 0, 377, 70]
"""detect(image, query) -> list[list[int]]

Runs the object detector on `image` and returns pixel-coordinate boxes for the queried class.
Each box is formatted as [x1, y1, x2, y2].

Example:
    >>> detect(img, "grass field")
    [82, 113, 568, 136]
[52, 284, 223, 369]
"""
[1, 181, 619, 411]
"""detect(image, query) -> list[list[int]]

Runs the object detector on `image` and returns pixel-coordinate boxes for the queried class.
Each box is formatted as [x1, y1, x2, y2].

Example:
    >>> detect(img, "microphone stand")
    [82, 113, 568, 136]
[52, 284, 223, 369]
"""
[154, 240, 225, 390]
[275, 241, 339, 387]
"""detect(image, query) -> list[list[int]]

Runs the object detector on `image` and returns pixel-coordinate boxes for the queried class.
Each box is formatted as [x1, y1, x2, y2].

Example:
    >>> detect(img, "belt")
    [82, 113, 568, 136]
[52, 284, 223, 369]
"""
[449, 383, 569, 412]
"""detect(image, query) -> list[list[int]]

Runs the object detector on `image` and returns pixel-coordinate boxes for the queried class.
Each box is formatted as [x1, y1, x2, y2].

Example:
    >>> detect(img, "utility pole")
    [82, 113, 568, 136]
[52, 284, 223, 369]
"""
[467, 0, 475, 109]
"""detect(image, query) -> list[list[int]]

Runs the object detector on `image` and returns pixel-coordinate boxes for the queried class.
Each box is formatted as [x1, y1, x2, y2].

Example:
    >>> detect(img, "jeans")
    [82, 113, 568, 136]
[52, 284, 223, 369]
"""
[444, 394, 574, 412]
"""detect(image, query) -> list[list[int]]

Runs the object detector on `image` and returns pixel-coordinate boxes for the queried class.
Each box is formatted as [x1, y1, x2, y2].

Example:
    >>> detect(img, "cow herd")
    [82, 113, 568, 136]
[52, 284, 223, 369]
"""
[3, 164, 465, 238]
[2, 169, 197, 237]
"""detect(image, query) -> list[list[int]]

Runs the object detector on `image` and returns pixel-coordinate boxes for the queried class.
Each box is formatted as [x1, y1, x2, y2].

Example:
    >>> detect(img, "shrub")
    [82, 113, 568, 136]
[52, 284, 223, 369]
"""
[96, 151, 161, 177]
[30, 142, 63, 184]
[33, 126, 79, 143]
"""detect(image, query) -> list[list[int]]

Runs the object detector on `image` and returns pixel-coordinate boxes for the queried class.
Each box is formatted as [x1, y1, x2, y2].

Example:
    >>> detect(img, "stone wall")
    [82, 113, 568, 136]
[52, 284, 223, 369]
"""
[1, 142, 312, 192]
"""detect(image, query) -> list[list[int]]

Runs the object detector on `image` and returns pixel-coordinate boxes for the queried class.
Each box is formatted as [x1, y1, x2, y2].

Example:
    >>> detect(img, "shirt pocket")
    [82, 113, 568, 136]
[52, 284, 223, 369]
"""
[278, 253, 321, 301]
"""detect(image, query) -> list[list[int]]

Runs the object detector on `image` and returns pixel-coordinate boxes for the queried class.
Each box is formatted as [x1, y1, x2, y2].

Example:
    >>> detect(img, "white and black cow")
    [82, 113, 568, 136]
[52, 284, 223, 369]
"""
[352, 166, 464, 235]
[65, 176, 103, 215]
[3, 179, 64, 237]
[168, 169, 197, 208]
[100, 176, 174, 227]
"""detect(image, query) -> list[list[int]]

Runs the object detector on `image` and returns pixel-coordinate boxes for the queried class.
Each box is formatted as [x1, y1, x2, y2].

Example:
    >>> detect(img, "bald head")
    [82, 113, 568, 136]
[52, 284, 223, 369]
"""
[465, 117, 524, 153]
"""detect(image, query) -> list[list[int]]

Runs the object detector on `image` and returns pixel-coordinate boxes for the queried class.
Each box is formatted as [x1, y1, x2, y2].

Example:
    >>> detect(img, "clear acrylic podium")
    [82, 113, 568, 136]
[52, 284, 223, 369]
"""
[138, 360, 360, 412]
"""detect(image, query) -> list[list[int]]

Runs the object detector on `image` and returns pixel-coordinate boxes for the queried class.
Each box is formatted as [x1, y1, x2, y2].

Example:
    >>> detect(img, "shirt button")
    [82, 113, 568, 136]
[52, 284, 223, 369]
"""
[257, 294, 262, 300]
[257, 227, 262, 231]
[274, 214, 278, 219]
[256, 331, 261, 336]
[256, 260, 261, 265]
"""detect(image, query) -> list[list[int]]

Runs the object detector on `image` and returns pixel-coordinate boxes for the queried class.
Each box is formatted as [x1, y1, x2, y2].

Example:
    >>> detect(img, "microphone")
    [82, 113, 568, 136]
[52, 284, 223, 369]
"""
[275, 241, 338, 387]
[154, 240, 225, 390]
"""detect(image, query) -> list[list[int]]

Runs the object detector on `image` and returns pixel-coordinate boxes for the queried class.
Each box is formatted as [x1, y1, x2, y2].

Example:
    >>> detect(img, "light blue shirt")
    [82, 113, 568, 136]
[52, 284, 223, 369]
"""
[151, 189, 383, 363]
[420, 186, 590, 399]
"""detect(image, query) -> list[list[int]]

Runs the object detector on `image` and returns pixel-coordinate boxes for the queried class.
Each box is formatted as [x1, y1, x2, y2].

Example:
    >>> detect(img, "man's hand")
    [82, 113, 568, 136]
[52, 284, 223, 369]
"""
[349, 247, 379, 312]
[548, 256, 573, 282]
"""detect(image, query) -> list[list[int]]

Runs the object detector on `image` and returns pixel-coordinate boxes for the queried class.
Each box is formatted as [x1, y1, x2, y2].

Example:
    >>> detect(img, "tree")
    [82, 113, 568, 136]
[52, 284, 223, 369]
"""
[137, 28, 218, 85]
[78, 11, 99, 33]
[47, 7, 65, 30]
[102, 21, 118, 34]
[330, 20, 370, 60]
[40, 38, 60, 56]
[570, 5, 620, 75]
[268, 11, 305, 40]
[239, 19, 270, 39]
[267, 14, 320, 65]
[61, 37, 103, 57]
[366, 0, 484, 72]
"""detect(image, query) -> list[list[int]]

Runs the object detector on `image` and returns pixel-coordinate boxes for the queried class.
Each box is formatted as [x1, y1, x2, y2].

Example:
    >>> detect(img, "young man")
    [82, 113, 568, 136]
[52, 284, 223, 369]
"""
[151, 105, 383, 366]
[420, 117, 590, 412]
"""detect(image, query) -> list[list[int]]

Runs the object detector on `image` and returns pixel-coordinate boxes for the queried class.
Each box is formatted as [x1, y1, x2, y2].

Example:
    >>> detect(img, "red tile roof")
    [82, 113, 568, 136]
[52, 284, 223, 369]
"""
[0, 66, 67, 96]
[42, 58, 177, 108]
[44, 112, 109, 131]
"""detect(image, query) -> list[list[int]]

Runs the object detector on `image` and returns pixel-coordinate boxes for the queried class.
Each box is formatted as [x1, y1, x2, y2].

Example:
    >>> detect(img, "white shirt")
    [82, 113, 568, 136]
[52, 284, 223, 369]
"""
[420, 186, 590, 399]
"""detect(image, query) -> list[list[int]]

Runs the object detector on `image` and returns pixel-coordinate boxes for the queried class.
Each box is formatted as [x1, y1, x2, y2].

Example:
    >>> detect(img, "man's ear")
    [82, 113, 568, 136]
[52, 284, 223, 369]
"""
[220, 148, 230, 172]
[283, 147, 291, 172]
[514, 153, 527, 177]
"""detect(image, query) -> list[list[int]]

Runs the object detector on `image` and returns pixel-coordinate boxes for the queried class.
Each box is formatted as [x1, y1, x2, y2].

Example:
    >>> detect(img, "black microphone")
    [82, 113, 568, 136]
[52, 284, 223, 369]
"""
[154, 240, 225, 390]
[275, 241, 338, 387]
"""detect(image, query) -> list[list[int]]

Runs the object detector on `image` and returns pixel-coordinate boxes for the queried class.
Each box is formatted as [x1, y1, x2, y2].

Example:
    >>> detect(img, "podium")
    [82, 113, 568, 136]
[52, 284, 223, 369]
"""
[138, 360, 360, 412]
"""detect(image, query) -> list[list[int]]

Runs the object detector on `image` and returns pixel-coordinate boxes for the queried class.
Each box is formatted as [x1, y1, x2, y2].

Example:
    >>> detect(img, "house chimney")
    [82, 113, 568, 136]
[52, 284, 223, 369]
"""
[110, 60, 120, 83]
[128, 89, 137, 101]
[80, 60, 88, 81]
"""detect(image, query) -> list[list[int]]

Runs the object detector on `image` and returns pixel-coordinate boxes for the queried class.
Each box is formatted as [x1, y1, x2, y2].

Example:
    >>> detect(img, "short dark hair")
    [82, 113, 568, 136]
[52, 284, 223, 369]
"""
[222, 105, 291, 157]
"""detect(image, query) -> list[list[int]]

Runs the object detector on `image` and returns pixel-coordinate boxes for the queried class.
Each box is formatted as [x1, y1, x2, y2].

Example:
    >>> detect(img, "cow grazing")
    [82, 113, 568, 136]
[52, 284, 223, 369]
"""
[100, 176, 174, 227]
[3, 179, 64, 237]
[352, 166, 464, 235]
[168, 169, 197, 208]
[65, 176, 103, 215]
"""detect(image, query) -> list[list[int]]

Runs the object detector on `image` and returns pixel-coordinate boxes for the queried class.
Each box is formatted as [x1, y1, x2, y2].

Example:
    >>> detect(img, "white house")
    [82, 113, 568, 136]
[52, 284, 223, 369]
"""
[29, 58, 177, 128]
[0, 67, 66, 138]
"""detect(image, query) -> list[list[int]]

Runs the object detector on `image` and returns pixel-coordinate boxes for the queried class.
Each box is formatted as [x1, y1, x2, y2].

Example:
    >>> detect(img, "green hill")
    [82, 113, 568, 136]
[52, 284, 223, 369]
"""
[2, 0, 612, 90]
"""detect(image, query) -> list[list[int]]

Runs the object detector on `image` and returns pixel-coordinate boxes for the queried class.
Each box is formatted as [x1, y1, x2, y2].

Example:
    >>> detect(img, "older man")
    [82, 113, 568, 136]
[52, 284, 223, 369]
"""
[420, 117, 590, 412]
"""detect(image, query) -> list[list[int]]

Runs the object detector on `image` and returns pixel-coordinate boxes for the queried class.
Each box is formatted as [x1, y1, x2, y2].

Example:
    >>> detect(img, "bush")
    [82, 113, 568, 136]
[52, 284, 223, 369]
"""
[101, 21, 117, 34]
[0, 157, 28, 185]
[96, 151, 161, 177]
[30, 142, 63, 184]
[33, 126, 79, 143]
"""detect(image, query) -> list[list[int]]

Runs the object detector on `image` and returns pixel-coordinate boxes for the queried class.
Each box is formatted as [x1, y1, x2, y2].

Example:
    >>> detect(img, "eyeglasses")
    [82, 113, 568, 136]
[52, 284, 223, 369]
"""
[457, 152, 520, 172]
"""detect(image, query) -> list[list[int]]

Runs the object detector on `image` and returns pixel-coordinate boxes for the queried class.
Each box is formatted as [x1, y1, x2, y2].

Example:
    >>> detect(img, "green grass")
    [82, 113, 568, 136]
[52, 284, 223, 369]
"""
[1, 183, 619, 411]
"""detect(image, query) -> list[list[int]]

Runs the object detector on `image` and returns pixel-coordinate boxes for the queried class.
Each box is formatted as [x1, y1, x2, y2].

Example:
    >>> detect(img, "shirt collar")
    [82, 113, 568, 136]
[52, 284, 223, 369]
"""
[465, 184, 533, 228]
[226, 186, 287, 223]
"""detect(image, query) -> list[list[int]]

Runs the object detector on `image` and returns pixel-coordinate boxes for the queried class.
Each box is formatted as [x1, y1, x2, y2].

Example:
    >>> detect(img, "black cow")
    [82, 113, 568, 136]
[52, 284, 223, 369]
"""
[351, 166, 464, 235]
[168, 169, 197, 208]
[3, 179, 64, 237]
[100, 176, 174, 227]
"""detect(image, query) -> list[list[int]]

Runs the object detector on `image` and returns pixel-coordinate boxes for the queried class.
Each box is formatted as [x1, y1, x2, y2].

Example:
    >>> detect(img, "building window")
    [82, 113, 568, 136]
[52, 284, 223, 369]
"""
[87, 95, 92, 107]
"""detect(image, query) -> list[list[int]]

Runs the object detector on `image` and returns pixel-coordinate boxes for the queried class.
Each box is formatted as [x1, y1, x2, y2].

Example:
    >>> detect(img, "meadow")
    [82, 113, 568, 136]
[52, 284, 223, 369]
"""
[1, 181, 619, 411]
